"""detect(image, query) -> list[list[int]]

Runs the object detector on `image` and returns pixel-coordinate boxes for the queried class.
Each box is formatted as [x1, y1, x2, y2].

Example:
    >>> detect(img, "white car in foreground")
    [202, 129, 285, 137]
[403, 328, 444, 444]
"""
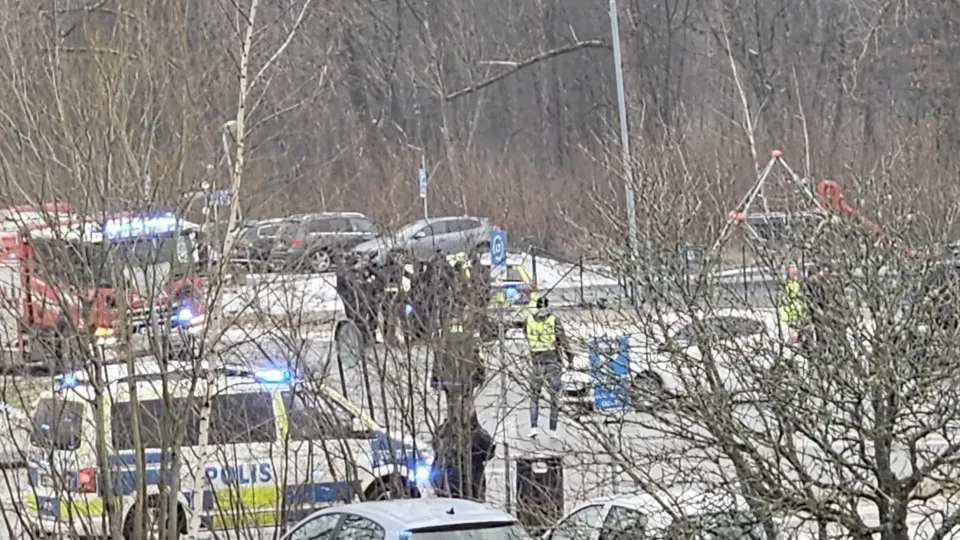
[560, 308, 797, 408]
[545, 490, 767, 540]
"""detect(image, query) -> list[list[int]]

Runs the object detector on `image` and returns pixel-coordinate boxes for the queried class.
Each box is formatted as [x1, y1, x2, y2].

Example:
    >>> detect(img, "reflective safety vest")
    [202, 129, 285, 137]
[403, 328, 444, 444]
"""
[778, 279, 806, 326]
[446, 252, 472, 278]
[447, 323, 464, 334]
[525, 315, 557, 353]
[384, 285, 400, 293]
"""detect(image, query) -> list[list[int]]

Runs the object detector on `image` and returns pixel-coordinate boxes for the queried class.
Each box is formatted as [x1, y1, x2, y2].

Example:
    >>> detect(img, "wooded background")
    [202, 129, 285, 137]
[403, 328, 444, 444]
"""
[0, 0, 957, 250]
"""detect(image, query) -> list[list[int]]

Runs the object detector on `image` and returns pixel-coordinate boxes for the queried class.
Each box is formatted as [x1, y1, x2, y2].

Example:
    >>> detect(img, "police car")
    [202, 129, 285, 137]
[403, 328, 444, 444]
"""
[24, 361, 433, 539]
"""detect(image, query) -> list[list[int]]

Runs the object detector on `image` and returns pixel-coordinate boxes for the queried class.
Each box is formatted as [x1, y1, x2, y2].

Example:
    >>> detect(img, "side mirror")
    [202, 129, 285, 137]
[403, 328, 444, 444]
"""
[413, 231, 427, 240]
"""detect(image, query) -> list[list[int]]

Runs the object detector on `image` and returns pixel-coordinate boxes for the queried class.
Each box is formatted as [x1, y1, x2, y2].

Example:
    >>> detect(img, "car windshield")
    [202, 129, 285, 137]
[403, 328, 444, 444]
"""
[31, 398, 85, 451]
[31, 233, 193, 290]
[407, 523, 532, 539]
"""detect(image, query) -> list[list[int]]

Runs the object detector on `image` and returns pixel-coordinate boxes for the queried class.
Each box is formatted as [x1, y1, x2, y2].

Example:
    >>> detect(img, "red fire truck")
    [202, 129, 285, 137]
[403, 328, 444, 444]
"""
[0, 211, 204, 370]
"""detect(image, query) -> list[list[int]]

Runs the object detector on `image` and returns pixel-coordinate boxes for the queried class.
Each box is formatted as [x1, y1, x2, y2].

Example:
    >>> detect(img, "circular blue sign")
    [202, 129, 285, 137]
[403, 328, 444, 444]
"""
[491, 234, 505, 261]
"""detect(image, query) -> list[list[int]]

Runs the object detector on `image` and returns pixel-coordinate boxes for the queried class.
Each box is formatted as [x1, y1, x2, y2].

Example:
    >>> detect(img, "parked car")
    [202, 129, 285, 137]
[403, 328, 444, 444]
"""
[546, 490, 767, 540]
[353, 216, 493, 263]
[230, 218, 299, 271]
[276, 212, 380, 273]
[281, 499, 532, 540]
[560, 308, 795, 407]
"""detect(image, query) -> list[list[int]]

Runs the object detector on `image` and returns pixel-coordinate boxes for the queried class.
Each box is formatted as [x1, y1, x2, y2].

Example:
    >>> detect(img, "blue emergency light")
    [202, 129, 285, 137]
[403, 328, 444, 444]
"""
[504, 287, 519, 300]
[403, 304, 415, 316]
[59, 373, 78, 388]
[254, 369, 293, 384]
[174, 306, 195, 325]
[101, 214, 179, 239]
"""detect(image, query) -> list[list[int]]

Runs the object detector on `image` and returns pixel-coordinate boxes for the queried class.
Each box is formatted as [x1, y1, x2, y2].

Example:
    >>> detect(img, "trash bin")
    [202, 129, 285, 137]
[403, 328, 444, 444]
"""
[514, 456, 563, 535]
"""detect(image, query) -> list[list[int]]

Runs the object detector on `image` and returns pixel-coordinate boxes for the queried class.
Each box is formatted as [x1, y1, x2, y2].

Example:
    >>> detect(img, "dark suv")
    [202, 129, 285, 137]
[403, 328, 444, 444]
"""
[277, 212, 379, 272]
[231, 218, 299, 271]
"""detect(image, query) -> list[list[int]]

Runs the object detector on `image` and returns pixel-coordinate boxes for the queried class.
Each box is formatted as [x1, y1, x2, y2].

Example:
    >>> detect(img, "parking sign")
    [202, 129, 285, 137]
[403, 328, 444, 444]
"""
[489, 230, 507, 268]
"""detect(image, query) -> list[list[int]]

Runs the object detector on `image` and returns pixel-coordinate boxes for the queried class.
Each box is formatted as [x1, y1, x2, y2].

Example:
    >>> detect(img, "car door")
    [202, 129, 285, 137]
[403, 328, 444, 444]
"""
[307, 218, 350, 250]
[334, 514, 385, 540]
[409, 221, 445, 258]
[282, 512, 343, 540]
[598, 504, 647, 540]
[283, 389, 376, 514]
[442, 219, 479, 253]
[549, 504, 607, 540]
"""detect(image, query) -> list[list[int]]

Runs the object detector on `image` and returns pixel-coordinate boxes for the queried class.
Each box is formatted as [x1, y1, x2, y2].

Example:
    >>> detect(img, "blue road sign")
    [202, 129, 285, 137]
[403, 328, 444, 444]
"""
[589, 336, 630, 410]
[490, 230, 507, 268]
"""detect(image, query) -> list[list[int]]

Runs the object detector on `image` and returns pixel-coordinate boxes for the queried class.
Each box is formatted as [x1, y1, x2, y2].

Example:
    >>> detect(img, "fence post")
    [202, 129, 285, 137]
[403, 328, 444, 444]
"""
[531, 247, 539, 287]
[504, 442, 512, 513]
[741, 243, 748, 304]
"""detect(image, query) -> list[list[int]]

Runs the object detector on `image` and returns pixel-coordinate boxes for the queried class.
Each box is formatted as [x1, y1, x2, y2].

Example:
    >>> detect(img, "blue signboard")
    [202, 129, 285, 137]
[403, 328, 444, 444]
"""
[589, 336, 630, 410]
[489, 230, 507, 269]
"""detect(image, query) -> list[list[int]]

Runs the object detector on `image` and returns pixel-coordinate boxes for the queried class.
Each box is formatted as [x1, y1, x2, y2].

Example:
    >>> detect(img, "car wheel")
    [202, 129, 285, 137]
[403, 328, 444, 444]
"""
[312, 250, 332, 273]
[631, 370, 664, 396]
[123, 499, 183, 540]
[364, 477, 419, 501]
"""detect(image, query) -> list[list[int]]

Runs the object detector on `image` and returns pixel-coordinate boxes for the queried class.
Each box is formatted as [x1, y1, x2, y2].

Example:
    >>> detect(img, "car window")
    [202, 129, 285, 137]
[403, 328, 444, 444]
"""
[350, 218, 377, 234]
[664, 511, 767, 540]
[600, 505, 646, 540]
[31, 398, 85, 451]
[672, 317, 766, 343]
[506, 266, 527, 283]
[111, 398, 200, 450]
[307, 218, 351, 234]
[258, 224, 282, 237]
[287, 513, 342, 540]
[451, 219, 481, 234]
[209, 392, 277, 444]
[424, 221, 449, 236]
[282, 391, 372, 440]
[552, 504, 605, 540]
[335, 514, 385, 540]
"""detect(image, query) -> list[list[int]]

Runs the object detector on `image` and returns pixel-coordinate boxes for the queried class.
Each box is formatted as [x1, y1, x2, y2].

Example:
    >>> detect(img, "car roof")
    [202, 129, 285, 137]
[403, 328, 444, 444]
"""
[307, 499, 516, 533]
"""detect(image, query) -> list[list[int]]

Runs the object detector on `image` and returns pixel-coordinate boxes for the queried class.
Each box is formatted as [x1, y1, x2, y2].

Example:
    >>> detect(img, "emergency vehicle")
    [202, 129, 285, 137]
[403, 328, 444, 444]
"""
[0, 212, 204, 369]
[24, 361, 433, 539]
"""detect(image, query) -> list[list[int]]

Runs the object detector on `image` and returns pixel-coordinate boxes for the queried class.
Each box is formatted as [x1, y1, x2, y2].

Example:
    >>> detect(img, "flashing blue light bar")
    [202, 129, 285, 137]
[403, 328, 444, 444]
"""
[403, 304, 415, 316]
[174, 307, 194, 324]
[504, 287, 519, 300]
[59, 373, 78, 388]
[102, 214, 179, 239]
[254, 369, 293, 384]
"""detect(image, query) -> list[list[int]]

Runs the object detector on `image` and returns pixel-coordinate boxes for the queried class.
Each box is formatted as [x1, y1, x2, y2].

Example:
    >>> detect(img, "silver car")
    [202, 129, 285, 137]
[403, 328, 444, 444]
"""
[281, 499, 532, 540]
[352, 216, 493, 262]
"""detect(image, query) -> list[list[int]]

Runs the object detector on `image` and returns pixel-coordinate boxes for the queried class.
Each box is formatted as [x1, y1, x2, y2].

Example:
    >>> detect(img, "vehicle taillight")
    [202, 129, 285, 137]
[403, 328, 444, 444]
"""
[76, 468, 97, 493]
[290, 237, 307, 248]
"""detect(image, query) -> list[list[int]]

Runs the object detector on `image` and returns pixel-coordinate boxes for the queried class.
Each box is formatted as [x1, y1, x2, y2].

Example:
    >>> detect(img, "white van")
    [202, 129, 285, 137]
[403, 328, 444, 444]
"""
[23, 361, 433, 539]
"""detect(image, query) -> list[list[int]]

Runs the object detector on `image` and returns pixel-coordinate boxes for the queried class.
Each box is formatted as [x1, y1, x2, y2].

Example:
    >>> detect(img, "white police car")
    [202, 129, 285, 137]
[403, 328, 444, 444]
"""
[23, 361, 433, 539]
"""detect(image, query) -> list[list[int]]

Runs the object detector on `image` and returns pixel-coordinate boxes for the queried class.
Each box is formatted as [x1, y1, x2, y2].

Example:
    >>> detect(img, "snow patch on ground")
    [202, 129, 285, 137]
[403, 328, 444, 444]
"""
[222, 273, 342, 318]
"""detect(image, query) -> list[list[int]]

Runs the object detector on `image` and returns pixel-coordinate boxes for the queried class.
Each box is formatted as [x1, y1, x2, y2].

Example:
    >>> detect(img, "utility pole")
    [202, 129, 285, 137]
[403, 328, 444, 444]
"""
[419, 153, 429, 220]
[609, 0, 640, 289]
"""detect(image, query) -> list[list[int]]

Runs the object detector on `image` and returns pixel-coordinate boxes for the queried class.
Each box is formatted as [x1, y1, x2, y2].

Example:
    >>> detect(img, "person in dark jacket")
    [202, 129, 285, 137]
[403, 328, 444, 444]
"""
[431, 409, 494, 501]
[336, 256, 377, 344]
[376, 253, 406, 346]
[469, 412, 495, 501]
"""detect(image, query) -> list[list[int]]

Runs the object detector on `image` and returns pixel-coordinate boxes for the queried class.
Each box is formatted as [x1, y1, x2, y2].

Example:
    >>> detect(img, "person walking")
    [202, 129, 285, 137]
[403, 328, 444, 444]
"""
[778, 263, 808, 341]
[524, 296, 570, 439]
[376, 253, 405, 346]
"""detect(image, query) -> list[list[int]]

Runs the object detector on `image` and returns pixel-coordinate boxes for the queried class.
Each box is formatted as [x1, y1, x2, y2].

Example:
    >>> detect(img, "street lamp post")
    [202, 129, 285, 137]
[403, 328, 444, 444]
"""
[609, 0, 640, 290]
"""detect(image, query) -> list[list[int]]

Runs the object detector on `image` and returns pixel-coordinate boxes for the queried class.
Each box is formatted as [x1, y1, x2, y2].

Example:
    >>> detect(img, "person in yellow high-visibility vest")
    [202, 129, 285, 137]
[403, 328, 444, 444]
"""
[524, 296, 570, 439]
[778, 264, 807, 332]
